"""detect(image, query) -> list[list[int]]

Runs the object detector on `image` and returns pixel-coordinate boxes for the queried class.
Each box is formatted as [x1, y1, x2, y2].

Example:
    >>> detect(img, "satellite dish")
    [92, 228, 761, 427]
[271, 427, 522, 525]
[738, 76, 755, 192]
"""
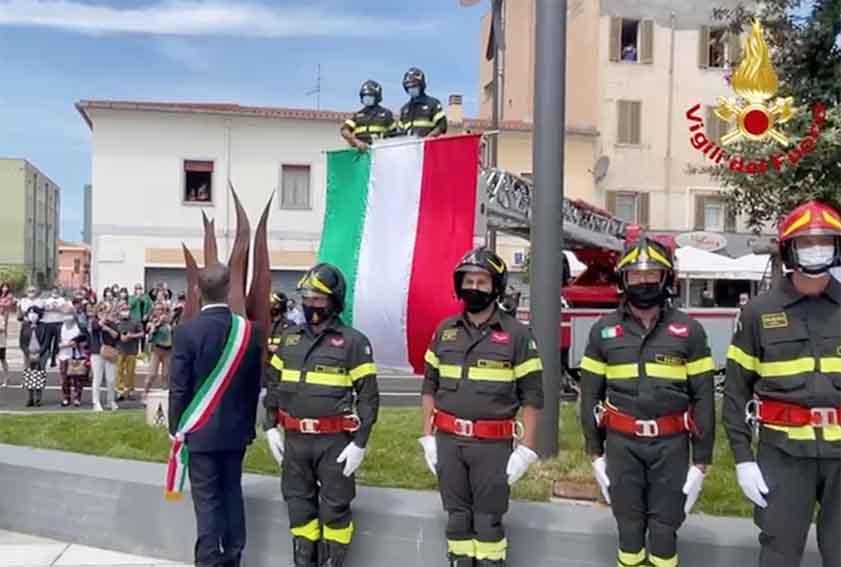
[592, 155, 610, 183]
[459, 0, 482, 5]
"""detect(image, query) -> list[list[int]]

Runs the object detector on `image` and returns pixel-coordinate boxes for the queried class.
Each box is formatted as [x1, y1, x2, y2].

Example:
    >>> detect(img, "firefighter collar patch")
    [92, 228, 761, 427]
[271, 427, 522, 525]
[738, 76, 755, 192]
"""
[601, 325, 624, 339]
[490, 331, 511, 344]
[329, 337, 345, 348]
[667, 324, 689, 338]
[441, 329, 459, 342]
[762, 312, 789, 329]
[285, 335, 301, 346]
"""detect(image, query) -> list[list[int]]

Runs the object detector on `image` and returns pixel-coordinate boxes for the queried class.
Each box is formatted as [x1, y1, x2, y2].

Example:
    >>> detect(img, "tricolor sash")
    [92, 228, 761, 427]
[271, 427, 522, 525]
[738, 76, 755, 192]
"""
[165, 314, 252, 500]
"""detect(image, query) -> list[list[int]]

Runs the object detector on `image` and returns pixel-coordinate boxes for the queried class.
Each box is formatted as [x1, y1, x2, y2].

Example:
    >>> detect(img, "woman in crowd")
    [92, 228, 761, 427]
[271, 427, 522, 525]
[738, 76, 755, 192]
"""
[0, 283, 15, 387]
[89, 302, 120, 411]
[20, 305, 48, 407]
[143, 302, 173, 401]
[57, 307, 88, 407]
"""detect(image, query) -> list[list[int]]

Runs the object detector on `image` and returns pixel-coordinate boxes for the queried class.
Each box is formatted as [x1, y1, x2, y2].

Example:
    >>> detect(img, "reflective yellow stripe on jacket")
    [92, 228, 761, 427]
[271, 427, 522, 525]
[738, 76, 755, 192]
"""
[728, 345, 822, 378]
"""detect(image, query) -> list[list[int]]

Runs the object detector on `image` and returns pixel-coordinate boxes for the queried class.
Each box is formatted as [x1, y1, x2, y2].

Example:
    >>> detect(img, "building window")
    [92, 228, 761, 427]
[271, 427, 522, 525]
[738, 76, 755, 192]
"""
[609, 18, 654, 64]
[184, 160, 213, 203]
[73, 258, 81, 274]
[694, 195, 736, 232]
[699, 26, 741, 69]
[607, 191, 650, 226]
[281, 165, 311, 210]
[617, 100, 642, 145]
[705, 106, 730, 144]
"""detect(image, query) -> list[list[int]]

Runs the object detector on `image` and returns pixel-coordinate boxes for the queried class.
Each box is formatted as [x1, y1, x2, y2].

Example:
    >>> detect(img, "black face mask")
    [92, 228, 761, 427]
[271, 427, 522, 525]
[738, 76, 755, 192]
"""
[303, 305, 330, 325]
[461, 289, 496, 313]
[625, 283, 666, 309]
[271, 307, 285, 318]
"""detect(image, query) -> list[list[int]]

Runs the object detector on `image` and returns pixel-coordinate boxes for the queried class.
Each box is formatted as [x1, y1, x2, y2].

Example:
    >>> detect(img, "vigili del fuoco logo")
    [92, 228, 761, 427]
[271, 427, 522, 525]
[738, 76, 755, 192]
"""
[685, 20, 827, 175]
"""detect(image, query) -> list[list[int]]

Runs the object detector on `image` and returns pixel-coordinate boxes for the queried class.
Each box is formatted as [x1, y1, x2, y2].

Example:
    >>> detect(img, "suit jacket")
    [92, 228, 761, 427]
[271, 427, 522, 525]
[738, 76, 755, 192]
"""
[19, 321, 49, 356]
[168, 306, 263, 452]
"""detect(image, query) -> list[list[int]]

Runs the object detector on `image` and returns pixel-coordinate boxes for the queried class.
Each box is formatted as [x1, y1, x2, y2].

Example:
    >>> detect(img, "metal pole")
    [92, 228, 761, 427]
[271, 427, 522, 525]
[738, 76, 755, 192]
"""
[487, 0, 503, 251]
[532, 0, 565, 458]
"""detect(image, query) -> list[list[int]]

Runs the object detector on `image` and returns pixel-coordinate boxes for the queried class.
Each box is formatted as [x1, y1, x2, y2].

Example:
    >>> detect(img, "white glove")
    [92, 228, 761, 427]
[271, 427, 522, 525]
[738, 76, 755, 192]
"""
[336, 442, 366, 477]
[265, 428, 285, 468]
[506, 445, 539, 485]
[682, 466, 706, 514]
[736, 461, 769, 508]
[592, 456, 611, 504]
[418, 435, 438, 476]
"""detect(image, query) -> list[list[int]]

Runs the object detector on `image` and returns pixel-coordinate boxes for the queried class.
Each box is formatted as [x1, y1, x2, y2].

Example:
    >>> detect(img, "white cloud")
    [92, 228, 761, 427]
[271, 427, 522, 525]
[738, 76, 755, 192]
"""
[153, 38, 214, 72]
[0, 0, 431, 37]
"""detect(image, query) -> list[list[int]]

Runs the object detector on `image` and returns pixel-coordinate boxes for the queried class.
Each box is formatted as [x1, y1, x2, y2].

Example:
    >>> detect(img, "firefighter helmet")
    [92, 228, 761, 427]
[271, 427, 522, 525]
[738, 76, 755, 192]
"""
[271, 291, 288, 307]
[616, 236, 675, 292]
[359, 80, 383, 105]
[454, 247, 508, 300]
[779, 200, 841, 273]
[402, 67, 426, 94]
[297, 263, 347, 314]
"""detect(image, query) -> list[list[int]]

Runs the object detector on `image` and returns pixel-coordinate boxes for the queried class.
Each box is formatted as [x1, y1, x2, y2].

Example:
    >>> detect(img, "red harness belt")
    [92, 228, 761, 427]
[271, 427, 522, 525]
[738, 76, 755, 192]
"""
[277, 410, 360, 434]
[756, 399, 841, 427]
[597, 404, 697, 438]
[433, 410, 518, 440]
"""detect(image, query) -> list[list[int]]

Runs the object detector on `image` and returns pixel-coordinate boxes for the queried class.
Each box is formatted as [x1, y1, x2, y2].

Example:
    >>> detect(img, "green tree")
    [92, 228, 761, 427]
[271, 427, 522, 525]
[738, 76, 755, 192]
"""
[704, 0, 841, 230]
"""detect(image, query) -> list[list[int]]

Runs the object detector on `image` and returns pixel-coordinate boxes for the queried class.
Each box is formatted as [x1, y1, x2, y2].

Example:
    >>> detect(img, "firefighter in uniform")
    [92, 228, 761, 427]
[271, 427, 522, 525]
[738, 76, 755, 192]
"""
[580, 237, 715, 567]
[263, 264, 380, 567]
[266, 291, 291, 359]
[724, 200, 841, 567]
[398, 67, 447, 138]
[341, 80, 397, 151]
[419, 248, 543, 567]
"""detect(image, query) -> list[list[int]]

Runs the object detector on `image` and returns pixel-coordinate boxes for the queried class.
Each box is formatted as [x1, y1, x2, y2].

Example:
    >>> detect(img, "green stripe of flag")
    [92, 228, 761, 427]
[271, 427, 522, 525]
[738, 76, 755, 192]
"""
[318, 149, 371, 325]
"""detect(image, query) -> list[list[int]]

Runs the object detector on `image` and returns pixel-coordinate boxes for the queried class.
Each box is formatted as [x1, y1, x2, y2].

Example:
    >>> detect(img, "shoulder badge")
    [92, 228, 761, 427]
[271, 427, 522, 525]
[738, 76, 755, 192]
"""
[761, 312, 788, 329]
[330, 337, 345, 347]
[667, 323, 689, 338]
[490, 331, 511, 345]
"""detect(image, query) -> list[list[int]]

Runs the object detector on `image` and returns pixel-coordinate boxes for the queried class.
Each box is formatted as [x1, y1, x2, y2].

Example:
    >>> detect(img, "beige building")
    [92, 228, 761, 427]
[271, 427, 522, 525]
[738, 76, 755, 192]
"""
[478, 0, 764, 259]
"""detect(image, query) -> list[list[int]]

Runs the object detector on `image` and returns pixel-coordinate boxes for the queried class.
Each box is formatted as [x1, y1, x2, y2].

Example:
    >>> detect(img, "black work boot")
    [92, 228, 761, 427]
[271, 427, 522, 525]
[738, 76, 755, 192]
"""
[293, 537, 318, 567]
[319, 540, 349, 567]
[448, 554, 475, 567]
[34, 389, 43, 406]
[26, 389, 34, 407]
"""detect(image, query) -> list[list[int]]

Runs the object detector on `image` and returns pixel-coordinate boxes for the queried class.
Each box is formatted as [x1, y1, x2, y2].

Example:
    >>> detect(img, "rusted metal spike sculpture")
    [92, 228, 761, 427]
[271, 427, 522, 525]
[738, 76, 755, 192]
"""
[181, 185, 272, 348]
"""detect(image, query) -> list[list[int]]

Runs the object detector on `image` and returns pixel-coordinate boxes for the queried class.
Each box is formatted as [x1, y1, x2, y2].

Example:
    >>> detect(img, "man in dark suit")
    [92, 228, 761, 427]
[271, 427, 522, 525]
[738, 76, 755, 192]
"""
[169, 263, 263, 567]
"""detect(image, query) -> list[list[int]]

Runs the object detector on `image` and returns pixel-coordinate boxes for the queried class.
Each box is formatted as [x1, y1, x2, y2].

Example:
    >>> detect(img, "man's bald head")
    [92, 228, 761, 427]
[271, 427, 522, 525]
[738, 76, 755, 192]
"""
[198, 263, 230, 304]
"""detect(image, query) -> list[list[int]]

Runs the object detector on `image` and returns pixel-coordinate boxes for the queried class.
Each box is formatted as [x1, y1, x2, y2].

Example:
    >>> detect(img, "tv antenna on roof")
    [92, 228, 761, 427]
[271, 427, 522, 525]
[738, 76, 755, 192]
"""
[306, 64, 322, 110]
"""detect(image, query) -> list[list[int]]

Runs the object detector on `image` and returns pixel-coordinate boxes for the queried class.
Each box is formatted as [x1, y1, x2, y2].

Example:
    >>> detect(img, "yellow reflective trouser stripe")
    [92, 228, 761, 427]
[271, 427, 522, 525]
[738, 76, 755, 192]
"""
[514, 357, 543, 378]
[474, 538, 507, 561]
[270, 355, 284, 371]
[349, 362, 377, 382]
[645, 363, 687, 380]
[758, 357, 815, 377]
[424, 349, 440, 368]
[821, 356, 841, 372]
[290, 518, 320, 541]
[649, 554, 678, 567]
[305, 371, 352, 387]
[687, 356, 715, 376]
[727, 344, 758, 372]
[764, 424, 841, 441]
[606, 363, 638, 380]
[432, 111, 446, 123]
[439, 364, 462, 379]
[323, 522, 353, 545]
[447, 539, 475, 557]
[581, 356, 606, 375]
[617, 548, 647, 566]
[467, 366, 515, 381]
[281, 369, 301, 382]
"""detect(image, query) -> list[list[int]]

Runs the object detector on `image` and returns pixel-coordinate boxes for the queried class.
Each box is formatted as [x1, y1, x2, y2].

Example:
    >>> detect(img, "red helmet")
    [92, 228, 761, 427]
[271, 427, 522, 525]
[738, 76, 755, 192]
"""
[778, 201, 841, 273]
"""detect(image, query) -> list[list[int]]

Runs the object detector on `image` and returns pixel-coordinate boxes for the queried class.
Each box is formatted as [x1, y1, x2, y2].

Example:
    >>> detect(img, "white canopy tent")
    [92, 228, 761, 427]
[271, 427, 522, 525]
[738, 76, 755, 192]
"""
[734, 253, 772, 280]
[674, 246, 765, 280]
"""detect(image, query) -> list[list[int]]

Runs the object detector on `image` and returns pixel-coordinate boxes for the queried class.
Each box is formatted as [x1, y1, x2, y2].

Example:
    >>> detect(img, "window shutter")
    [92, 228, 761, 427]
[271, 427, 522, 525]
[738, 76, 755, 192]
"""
[609, 17, 622, 62]
[637, 192, 650, 227]
[728, 29, 742, 67]
[698, 26, 710, 68]
[705, 106, 719, 143]
[617, 101, 629, 144]
[724, 203, 737, 232]
[640, 20, 654, 64]
[606, 191, 617, 214]
[694, 195, 706, 230]
[630, 101, 641, 145]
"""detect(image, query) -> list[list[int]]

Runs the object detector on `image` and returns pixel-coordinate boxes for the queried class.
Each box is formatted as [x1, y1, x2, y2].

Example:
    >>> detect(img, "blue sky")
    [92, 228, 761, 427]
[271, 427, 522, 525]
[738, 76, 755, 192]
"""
[0, 0, 486, 242]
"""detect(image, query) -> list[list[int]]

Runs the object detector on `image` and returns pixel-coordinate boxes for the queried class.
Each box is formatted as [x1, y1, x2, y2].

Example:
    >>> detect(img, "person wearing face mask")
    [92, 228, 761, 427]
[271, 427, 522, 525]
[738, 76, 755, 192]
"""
[265, 291, 291, 385]
[115, 304, 144, 401]
[57, 308, 88, 407]
[398, 67, 447, 138]
[20, 306, 49, 407]
[723, 200, 841, 567]
[579, 236, 715, 567]
[419, 247, 543, 567]
[262, 263, 379, 567]
[42, 288, 67, 368]
[340, 80, 397, 151]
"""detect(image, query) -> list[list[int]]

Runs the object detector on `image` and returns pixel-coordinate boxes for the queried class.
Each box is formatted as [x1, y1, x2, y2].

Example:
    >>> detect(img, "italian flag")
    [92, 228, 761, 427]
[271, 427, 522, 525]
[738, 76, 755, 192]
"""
[319, 134, 482, 373]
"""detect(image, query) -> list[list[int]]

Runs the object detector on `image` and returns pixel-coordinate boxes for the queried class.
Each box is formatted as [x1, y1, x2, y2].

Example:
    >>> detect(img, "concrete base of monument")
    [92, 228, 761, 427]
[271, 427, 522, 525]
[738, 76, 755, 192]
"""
[0, 444, 822, 567]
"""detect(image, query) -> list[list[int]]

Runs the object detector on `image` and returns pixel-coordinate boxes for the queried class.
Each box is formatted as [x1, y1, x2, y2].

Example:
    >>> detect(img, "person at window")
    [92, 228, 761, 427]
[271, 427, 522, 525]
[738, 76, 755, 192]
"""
[622, 44, 638, 61]
[700, 288, 715, 307]
[341, 80, 397, 151]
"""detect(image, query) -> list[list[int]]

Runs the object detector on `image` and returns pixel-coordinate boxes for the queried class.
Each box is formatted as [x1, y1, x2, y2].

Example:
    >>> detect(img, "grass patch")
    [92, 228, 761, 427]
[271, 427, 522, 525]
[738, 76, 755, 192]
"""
[0, 404, 751, 515]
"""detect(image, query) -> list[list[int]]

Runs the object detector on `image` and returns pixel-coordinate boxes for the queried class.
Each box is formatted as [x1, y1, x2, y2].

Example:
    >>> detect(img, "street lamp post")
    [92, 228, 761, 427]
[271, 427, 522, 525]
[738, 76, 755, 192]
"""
[532, 0, 566, 458]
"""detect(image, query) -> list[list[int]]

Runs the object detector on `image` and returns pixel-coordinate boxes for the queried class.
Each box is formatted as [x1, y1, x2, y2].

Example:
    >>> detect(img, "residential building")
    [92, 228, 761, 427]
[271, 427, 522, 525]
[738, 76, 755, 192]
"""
[0, 158, 61, 287]
[82, 184, 92, 244]
[58, 240, 91, 290]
